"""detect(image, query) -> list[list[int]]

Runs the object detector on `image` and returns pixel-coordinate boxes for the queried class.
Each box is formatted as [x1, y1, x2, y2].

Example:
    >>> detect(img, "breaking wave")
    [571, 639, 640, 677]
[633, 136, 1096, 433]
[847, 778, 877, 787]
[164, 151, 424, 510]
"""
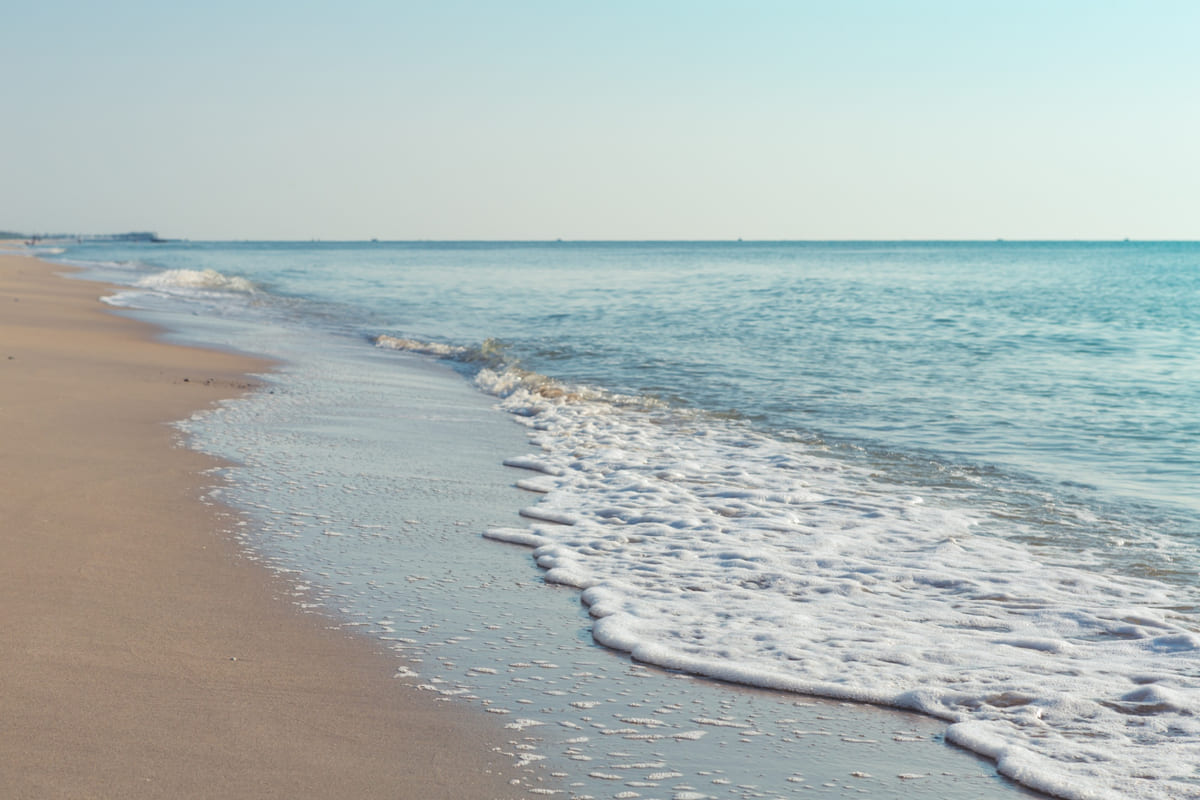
[137, 268, 257, 294]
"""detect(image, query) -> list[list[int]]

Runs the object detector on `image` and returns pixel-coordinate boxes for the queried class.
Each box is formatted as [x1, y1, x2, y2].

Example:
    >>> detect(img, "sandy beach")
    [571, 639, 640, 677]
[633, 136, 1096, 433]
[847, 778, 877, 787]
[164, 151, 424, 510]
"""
[0, 251, 521, 799]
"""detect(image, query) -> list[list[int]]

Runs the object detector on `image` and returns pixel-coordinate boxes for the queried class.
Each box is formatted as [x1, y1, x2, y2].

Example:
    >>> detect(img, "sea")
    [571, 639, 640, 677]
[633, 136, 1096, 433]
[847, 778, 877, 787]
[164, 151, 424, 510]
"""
[45, 240, 1200, 800]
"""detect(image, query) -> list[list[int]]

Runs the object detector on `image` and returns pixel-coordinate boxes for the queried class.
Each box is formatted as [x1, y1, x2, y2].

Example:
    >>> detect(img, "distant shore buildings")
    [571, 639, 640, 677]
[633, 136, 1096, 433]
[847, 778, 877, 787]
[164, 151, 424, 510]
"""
[11, 231, 168, 244]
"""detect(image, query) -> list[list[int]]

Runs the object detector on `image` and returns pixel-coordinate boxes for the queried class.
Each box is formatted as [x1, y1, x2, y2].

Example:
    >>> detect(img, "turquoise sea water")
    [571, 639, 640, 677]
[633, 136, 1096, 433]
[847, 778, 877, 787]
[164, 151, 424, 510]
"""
[53, 240, 1200, 799]
[72, 241, 1200, 544]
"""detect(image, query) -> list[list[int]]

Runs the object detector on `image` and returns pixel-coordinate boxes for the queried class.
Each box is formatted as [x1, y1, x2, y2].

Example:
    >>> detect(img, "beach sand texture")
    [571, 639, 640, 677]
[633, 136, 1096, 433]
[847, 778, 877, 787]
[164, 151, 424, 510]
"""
[0, 252, 520, 799]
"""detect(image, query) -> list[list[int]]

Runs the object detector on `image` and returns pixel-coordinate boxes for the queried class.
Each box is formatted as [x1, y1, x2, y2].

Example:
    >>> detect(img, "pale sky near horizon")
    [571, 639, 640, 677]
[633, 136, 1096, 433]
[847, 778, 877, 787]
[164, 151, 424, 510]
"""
[2, 1, 1197, 241]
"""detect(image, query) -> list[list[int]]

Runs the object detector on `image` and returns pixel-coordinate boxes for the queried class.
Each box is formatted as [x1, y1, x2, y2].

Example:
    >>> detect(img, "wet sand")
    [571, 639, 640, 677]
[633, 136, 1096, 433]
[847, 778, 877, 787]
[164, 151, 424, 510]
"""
[0, 251, 522, 799]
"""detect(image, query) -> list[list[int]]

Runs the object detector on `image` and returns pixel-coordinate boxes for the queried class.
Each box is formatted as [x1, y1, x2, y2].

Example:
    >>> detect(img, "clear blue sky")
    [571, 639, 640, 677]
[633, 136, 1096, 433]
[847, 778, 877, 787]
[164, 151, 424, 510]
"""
[3, 1, 1197, 240]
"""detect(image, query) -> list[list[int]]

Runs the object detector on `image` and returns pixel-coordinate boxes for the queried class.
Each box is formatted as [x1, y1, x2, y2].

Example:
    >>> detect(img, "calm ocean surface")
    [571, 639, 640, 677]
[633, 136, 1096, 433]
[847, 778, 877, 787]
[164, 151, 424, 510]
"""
[54, 240, 1200, 799]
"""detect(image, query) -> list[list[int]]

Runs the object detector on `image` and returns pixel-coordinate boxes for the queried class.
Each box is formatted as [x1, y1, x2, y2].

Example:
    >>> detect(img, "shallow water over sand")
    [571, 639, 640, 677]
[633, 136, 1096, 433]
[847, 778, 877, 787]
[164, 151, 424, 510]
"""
[177, 327, 1040, 799]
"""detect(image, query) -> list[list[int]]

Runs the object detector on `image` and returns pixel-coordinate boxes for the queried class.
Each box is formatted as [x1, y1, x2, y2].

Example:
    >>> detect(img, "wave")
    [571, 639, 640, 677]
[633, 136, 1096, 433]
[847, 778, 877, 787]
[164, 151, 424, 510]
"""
[369, 329, 1200, 798]
[470, 360, 1200, 800]
[374, 333, 666, 408]
[136, 268, 257, 294]
[374, 334, 469, 358]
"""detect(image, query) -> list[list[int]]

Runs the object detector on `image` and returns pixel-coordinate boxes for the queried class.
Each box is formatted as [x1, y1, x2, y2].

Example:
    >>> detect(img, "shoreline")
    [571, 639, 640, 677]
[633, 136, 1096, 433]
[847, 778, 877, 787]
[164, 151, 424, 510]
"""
[0, 251, 523, 798]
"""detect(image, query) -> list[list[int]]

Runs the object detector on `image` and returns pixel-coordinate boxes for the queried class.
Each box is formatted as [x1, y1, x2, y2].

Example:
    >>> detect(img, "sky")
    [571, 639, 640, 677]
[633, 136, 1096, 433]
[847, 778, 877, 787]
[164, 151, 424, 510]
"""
[2, 1, 1198, 240]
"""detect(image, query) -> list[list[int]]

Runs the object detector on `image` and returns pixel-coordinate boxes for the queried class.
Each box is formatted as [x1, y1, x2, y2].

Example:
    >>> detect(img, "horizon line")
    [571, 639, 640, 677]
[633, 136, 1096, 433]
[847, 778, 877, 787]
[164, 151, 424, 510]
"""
[16, 234, 1197, 245]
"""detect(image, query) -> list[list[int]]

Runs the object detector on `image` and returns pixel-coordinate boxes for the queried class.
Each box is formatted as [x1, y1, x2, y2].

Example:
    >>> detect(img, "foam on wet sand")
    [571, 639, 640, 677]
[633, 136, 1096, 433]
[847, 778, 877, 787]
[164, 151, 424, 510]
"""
[175, 309, 1047, 799]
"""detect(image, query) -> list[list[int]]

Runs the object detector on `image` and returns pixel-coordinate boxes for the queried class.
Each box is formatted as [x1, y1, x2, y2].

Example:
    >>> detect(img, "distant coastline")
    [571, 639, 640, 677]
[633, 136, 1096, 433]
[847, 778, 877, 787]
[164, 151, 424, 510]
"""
[16, 231, 170, 245]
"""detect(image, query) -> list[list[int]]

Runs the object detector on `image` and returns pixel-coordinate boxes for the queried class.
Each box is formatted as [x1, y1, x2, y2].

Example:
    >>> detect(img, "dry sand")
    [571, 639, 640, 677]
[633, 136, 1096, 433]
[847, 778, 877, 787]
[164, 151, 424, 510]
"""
[0, 252, 522, 799]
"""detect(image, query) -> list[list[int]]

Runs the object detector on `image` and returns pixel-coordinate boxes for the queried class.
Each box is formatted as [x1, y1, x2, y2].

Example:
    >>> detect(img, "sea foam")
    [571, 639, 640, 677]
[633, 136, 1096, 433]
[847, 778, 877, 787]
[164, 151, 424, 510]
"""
[137, 268, 256, 293]
[374, 334, 469, 358]
[476, 368, 1200, 800]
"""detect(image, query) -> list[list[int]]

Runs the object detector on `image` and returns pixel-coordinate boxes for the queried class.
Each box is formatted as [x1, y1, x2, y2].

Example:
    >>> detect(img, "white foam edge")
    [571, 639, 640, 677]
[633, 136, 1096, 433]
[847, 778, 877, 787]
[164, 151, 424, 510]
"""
[946, 721, 1118, 800]
[548, 576, 1129, 800]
